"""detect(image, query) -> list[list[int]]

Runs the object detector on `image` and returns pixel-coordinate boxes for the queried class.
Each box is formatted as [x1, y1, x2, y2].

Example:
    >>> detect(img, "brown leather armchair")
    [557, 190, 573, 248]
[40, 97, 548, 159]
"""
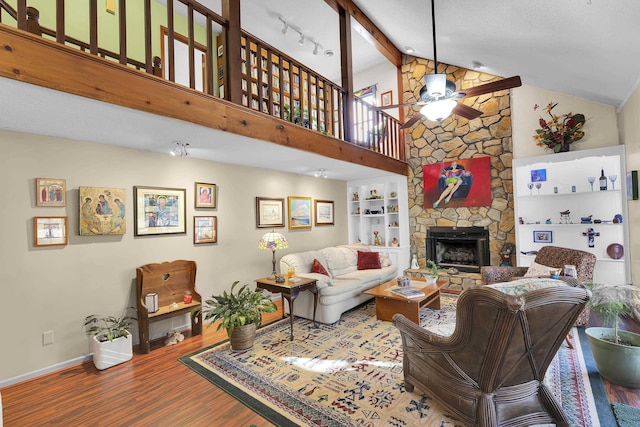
[481, 245, 597, 285]
[393, 282, 590, 427]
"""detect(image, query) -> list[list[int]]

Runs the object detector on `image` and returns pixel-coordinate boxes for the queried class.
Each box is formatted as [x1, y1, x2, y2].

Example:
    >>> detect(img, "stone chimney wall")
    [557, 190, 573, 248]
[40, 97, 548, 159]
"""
[402, 56, 515, 268]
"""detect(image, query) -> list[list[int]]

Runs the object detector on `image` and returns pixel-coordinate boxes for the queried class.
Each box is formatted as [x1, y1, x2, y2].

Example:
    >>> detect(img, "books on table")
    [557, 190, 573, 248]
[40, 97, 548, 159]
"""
[391, 287, 425, 299]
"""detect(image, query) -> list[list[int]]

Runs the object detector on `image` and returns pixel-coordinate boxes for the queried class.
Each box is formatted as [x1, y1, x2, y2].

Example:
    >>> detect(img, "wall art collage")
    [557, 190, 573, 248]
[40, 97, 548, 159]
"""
[256, 196, 334, 229]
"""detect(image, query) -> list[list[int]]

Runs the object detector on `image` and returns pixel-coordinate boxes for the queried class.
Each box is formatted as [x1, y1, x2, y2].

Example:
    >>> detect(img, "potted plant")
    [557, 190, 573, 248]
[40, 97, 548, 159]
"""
[200, 281, 277, 352]
[83, 308, 136, 370]
[425, 259, 439, 285]
[584, 283, 640, 388]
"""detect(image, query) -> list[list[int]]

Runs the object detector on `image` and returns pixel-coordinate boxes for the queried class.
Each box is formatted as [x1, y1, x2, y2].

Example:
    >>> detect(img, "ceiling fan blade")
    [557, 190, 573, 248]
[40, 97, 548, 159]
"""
[453, 103, 483, 120]
[400, 114, 423, 129]
[460, 76, 522, 99]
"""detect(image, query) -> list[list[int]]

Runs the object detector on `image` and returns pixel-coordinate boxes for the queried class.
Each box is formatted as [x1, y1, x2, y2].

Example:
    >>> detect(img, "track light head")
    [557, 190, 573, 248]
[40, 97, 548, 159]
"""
[298, 34, 305, 45]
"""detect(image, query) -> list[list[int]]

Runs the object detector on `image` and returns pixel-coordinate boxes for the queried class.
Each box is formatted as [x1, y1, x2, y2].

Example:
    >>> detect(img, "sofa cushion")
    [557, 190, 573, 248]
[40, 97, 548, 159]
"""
[523, 261, 556, 278]
[312, 258, 330, 276]
[320, 247, 357, 277]
[357, 251, 381, 270]
[280, 251, 328, 277]
[320, 277, 363, 296]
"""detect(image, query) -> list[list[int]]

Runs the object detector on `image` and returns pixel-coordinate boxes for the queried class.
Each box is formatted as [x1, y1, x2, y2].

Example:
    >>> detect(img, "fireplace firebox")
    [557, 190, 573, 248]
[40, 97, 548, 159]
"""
[426, 226, 490, 272]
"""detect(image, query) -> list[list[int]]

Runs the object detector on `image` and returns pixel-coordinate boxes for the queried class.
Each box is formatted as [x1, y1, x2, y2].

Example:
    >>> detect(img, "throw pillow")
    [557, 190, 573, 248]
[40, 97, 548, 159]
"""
[312, 258, 330, 276]
[357, 250, 381, 270]
[379, 254, 391, 267]
[523, 261, 556, 278]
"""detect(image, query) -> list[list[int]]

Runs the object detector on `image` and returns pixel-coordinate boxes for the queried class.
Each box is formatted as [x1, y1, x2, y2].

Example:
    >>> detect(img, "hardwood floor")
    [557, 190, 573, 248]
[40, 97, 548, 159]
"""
[1, 300, 639, 426]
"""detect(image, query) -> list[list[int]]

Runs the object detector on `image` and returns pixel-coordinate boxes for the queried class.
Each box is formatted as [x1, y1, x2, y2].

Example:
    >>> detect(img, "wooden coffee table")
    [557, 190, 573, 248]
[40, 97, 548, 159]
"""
[364, 277, 447, 324]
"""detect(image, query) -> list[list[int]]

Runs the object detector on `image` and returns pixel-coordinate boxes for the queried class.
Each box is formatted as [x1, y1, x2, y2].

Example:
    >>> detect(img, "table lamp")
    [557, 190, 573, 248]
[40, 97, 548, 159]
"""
[258, 230, 288, 279]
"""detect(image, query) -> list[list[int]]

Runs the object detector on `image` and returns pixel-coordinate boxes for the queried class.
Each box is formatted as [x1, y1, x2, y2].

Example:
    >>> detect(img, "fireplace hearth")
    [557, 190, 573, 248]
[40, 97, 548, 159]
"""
[426, 226, 490, 273]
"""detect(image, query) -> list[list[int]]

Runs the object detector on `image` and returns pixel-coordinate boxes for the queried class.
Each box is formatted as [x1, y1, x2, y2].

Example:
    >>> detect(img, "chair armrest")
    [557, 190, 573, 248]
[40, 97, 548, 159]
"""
[480, 266, 528, 285]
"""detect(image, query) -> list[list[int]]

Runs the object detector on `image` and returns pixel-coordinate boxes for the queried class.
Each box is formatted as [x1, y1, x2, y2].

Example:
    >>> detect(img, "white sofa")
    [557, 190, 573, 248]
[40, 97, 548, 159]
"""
[279, 245, 397, 324]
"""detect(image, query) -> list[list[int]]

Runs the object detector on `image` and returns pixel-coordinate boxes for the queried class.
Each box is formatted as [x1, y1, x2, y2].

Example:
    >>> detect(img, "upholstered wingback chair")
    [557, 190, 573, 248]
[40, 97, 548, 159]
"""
[393, 280, 590, 427]
[481, 245, 597, 285]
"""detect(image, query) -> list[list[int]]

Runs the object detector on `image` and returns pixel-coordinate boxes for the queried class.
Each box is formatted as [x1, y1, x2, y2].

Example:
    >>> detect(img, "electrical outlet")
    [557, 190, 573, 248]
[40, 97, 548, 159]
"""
[42, 331, 54, 346]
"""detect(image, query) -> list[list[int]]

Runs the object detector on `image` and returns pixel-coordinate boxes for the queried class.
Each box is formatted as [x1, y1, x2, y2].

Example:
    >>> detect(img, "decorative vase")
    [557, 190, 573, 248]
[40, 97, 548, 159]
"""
[558, 142, 571, 152]
[229, 323, 258, 352]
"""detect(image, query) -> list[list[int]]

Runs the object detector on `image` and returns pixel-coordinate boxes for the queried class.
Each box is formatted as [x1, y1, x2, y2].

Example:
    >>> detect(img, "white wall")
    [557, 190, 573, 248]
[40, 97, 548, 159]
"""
[512, 84, 619, 159]
[0, 130, 347, 382]
[353, 60, 399, 118]
[618, 80, 640, 284]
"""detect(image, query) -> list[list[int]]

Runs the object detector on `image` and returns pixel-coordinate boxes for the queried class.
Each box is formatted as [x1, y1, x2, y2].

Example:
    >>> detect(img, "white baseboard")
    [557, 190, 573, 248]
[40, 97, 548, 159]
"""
[0, 355, 91, 389]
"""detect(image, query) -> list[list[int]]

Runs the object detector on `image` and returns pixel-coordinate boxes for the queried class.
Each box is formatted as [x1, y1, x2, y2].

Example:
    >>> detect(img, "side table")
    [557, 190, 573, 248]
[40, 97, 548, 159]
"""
[255, 276, 318, 340]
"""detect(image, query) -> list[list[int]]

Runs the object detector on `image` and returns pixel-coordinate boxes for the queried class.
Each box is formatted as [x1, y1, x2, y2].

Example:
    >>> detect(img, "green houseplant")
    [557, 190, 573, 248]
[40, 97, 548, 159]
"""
[584, 283, 640, 388]
[200, 281, 277, 351]
[425, 259, 439, 285]
[83, 308, 136, 370]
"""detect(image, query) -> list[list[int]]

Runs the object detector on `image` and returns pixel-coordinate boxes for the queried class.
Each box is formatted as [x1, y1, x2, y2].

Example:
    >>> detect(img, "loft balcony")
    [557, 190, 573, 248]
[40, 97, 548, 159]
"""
[0, 0, 407, 177]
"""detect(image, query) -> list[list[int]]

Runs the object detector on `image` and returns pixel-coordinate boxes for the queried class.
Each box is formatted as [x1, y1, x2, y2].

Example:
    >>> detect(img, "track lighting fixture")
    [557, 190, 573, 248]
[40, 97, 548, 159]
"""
[313, 42, 321, 55]
[314, 168, 328, 179]
[298, 34, 305, 45]
[170, 141, 190, 157]
[279, 17, 328, 56]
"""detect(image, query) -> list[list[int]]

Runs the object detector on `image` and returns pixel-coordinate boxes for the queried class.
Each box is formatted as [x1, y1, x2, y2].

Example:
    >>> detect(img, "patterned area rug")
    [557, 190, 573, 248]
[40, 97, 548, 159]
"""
[180, 296, 612, 427]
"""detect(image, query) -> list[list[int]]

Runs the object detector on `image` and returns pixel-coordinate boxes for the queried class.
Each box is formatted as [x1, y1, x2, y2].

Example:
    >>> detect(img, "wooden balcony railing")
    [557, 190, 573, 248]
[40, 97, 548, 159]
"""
[0, 0, 403, 161]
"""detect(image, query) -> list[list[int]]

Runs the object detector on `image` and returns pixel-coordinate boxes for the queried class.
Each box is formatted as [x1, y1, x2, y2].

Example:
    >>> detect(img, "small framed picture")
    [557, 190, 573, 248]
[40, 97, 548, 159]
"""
[314, 200, 334, 226]
[530, 169, 547, 182]
[194, 216, 217, 244]
[34, 216, 68, 247]
[195, 182, 216, 209]
[217, 45, 223, 57]
[36, 178, 66, 207]
[533, 230, 552, 243]
[134, 186, 186, 236]
[288, 196, 312, 229]
[381, 90, 392, 107]
[256, 197, 285, 228]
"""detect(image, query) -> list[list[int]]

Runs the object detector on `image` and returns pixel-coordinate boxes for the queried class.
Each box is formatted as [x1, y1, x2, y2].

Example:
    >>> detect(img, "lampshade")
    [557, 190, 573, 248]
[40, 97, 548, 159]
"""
[258, 231, 288, 251]
[420, 99, 457, 123]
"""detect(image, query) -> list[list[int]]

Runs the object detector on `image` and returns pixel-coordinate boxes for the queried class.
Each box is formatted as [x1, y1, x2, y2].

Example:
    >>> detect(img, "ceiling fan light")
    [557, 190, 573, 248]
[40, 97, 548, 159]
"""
[420, 99, 457, 122]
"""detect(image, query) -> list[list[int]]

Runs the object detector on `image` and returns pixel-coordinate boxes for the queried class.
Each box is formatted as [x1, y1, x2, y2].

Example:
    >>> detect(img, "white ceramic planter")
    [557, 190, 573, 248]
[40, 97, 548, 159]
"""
[92, 330, 133, 370]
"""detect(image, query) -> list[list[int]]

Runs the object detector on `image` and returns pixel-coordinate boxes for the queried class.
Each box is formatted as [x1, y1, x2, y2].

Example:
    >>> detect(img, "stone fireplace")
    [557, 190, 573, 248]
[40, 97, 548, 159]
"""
[402, 55, 516, 270]
[426, 226, 490, 273]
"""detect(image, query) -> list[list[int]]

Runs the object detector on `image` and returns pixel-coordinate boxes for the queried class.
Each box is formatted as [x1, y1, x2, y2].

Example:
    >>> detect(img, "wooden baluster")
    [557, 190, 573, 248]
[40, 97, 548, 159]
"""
[89, 0, 97, 55]
[56, 0, 65, 43]
[166, 0, 175, 82]
[25, 6, 41, 36]
[205, 17, 214, 95]
[118, 0, 126, 65]
[187, 3, 195, 90]
[16, 0, 26, 30]
[144, 0, 152, 74]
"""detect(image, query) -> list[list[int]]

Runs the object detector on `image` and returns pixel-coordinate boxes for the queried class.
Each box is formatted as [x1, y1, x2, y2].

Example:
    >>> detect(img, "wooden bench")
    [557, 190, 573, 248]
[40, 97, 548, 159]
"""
[136, 260, 202, 354]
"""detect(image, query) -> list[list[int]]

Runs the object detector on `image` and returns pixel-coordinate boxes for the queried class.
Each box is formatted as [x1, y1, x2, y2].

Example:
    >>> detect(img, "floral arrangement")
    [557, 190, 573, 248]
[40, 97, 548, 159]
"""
[533, 102, 585, 152]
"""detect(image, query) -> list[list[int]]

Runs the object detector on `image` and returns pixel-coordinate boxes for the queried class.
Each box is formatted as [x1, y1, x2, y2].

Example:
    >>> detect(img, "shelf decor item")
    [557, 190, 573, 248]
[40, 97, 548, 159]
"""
[533, 101, 585, 153]
[533, 230, 552, 243]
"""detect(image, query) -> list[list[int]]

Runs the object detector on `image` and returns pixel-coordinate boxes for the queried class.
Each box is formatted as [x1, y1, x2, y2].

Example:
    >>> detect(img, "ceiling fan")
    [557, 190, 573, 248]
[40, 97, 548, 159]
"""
[376, 0, 522, 128]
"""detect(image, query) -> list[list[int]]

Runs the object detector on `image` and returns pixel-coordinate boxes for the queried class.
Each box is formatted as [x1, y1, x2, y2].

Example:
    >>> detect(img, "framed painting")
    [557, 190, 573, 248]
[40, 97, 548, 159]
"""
[256, 197, 285, 228]
[36, 178, 66, 207]
[34, 216, 68, 247]
[314, 200, 334, 225]
[79, 186, 126, 235]
[288, 196, 312, 229]
[423, 157, 491, 208]
[381, 90, 392, 107]
[194, 216, 217, 244]
[530, 169, 547, 182]
[533, 230, 552, 243]
[195, 182, 216, 208]
[134, 186, 186, 236]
